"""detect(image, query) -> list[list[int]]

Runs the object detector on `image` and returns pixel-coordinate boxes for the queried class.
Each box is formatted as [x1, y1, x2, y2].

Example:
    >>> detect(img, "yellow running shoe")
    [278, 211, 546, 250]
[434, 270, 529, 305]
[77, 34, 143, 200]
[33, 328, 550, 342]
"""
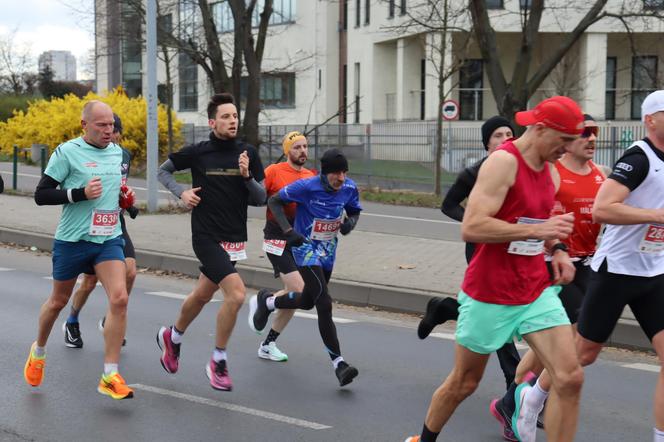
[24, 342, 46, 387]
[97, 372, 134, 400]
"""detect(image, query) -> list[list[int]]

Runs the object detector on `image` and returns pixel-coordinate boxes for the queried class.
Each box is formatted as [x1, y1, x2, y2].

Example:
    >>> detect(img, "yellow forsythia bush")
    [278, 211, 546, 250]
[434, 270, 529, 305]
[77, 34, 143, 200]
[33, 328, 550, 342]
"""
[0, 88, 183, 164]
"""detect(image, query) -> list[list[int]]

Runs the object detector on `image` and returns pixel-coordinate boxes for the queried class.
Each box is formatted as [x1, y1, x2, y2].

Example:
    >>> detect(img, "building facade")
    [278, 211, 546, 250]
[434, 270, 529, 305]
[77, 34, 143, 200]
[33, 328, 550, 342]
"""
[95, 0, 664, 126]
[38, 50, 77, 81]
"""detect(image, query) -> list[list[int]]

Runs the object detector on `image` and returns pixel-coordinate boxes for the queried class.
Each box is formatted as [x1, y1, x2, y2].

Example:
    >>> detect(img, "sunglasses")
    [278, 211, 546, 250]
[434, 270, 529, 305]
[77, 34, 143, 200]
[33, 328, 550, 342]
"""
[581, 126, 599, 138]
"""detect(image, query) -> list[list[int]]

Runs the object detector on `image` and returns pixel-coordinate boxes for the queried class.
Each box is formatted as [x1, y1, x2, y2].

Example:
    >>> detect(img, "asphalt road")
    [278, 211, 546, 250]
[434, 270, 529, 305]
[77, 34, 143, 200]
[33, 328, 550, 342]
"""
[0, 162, 461, 241]
[0, 245, 658, 441]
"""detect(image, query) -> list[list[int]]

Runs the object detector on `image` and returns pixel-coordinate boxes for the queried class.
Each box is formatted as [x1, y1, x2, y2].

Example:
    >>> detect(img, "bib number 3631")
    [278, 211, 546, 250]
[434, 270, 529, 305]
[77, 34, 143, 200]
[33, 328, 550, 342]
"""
[639, 224, 664, 254]
[89, 209, 119, 236]
[221, 241, 247, 261]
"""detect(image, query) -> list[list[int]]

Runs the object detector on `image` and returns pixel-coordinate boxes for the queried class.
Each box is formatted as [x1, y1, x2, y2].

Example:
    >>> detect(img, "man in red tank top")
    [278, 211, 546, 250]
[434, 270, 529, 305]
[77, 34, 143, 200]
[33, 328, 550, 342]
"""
[405, 97, 584, 442]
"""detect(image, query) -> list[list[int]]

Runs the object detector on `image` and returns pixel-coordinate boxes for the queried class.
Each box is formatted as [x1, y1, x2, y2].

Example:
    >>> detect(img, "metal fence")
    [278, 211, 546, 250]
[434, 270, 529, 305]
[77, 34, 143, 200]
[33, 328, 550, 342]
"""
[182, 121, 646, 192]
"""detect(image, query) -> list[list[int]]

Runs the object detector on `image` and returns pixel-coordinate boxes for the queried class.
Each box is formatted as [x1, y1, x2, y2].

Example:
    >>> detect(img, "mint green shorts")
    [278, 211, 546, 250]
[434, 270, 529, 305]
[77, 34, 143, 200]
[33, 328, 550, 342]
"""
[455, 286, 570, 354]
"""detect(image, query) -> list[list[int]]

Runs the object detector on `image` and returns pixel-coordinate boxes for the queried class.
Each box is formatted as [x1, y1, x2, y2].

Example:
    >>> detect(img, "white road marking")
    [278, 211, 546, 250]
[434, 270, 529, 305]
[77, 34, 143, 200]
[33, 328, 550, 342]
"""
[362, 212, 458, 225]
[0, 171, 171, 194]
[145, 291, 220, 302]
[622, 363, 660, 373]
[293, 311, 357, 324]
[42, 276, 101, 286]
[429, 331, 528, 350]
[0, 267, 13, 271]
[129, 384, 331, 430]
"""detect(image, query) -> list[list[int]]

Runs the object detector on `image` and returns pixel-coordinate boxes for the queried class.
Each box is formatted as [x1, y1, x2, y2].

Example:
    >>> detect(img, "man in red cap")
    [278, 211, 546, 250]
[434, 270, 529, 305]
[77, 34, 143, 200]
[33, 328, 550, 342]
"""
[404, 96, 584, 442]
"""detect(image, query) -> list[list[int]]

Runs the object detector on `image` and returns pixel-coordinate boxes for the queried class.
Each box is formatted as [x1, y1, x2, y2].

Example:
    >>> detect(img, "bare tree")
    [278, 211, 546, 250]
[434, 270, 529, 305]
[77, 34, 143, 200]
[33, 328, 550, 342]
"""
[469, 0, 664, 125]
[0, 29, 34, 94]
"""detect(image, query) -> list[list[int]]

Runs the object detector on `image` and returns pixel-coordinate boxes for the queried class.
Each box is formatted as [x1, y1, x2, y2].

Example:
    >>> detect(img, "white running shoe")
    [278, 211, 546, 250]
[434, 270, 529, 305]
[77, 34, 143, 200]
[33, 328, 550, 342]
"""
[513, 383, 539, 442]
[257, 342, 288, 362]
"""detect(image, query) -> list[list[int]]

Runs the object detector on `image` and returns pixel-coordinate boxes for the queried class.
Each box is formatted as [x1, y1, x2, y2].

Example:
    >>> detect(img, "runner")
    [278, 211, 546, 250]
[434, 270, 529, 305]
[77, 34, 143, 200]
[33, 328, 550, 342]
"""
[489, 113, 609, 440]
[156, 93, 266, 391]
[62, 113, 137, 348]
[248, 148, 362, 387]
[404, 96, 584, 442]
[420, 116, 521, 392]
[257, 131, 315, 362]
[24, 100, 134, 400]
[511, 90, 664, 442]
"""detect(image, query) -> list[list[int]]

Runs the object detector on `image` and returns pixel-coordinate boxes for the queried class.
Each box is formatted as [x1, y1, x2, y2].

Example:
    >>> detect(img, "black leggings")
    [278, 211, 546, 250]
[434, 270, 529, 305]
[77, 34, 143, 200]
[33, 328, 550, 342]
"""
[273, 266, 340, 360]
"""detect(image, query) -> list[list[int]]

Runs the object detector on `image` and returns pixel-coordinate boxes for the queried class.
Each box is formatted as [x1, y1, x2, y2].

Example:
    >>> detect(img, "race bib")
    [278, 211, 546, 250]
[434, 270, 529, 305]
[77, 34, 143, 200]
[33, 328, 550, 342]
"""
[263, 239, 286, 256]
[639, 224, 664, 254]
[220, 241, 247, 261]
[508, 217, 545, 256]
[89, 209, 119, 236]
[311, 218, 341, 241]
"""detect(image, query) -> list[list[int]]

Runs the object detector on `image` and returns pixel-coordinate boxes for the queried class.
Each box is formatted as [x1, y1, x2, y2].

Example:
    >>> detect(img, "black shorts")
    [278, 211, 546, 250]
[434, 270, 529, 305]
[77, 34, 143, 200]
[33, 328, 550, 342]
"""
[84, 215, 134, 276]
[546, 259, 592, 324]
[577, 259, 664, 343]
[266, 246, 298, 278]
[192, 235, 237, 284]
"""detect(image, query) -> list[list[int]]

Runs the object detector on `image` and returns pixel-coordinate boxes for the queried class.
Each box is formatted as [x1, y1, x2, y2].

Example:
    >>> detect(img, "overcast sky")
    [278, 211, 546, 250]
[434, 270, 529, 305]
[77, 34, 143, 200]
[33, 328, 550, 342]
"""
[0, 0, 94, 79]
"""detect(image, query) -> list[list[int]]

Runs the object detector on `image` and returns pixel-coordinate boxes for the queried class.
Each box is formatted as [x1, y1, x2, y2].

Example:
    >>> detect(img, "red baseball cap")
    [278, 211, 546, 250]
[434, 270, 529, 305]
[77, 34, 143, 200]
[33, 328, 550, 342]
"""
[515, 96, 584, 135]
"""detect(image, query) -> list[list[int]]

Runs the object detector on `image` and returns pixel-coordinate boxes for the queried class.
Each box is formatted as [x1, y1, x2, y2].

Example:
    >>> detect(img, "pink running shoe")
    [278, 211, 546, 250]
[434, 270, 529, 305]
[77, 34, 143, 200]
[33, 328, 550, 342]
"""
[205, 358, 233, 391]
[157, 326, 180, 374]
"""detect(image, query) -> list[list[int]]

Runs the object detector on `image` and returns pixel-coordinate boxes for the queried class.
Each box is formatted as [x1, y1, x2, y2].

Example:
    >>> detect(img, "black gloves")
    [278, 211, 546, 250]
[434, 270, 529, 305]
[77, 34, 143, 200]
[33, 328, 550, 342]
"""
[285, 229, 307, 247]
[340, 216, 356, 235]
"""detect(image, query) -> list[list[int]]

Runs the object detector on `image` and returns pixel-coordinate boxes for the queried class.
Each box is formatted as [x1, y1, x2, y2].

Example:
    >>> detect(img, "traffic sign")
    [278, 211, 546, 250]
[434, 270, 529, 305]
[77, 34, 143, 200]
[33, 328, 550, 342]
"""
[442, 99, 460, 121]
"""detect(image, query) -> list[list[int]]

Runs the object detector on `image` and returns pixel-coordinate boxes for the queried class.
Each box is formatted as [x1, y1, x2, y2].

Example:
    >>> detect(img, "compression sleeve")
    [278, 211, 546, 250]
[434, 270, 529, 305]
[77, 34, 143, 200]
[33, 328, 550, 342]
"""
[158, 159, 186, 199]
[245, 178, 267, 206]
[441, 165, 477, 222]
[34, 174, 87, 205]
[267, 193, 293, 233]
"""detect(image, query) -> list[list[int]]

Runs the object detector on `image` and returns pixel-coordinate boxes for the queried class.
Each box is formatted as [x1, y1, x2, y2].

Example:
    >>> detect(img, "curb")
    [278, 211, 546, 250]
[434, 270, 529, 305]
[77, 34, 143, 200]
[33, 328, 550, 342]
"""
[0, 226, 652, 352]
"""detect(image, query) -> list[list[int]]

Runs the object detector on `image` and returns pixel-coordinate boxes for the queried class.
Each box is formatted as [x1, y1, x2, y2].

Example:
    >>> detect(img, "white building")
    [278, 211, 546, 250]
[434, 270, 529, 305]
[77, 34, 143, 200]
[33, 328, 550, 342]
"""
[38, 50, 77, 81]
[95, 0, 664, 126]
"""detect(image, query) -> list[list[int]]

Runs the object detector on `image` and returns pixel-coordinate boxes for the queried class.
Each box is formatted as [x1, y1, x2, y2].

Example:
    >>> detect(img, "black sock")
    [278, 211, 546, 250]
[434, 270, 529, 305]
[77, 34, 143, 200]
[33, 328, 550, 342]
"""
[262, 329, 280, 345]
[421, 423, 439, 442]
[502, 381, 518, 413]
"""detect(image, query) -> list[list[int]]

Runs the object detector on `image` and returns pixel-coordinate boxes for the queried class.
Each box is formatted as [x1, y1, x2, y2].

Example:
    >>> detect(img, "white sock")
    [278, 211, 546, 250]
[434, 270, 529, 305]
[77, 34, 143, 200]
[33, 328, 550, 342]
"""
[171, 326, 183, 344]
[213, 348, 227, 363]
[104, 363, 119, 376]
[33, 345, 46, 357]
[333, 356, 344, 369]
[654, 427, 664, 441]
[525, 378, 549, 412]
[266, 296, 276, 311]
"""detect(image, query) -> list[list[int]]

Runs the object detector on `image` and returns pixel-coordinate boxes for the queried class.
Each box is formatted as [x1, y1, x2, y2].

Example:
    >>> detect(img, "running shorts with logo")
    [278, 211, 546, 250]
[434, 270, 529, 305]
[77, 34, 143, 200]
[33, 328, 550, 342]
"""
[279, 176, 362, 272]
[52, 237, 125, 281]
[455, 286, 569, 354]
[577, 260, 664, 343]
[192, 234, 238, 284]
[83, 214, 134, 276]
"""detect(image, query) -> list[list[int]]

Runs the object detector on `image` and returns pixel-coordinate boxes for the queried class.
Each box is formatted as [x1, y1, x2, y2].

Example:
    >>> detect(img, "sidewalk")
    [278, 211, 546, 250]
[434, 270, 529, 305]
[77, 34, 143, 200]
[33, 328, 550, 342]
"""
[0, 193, 651, 351]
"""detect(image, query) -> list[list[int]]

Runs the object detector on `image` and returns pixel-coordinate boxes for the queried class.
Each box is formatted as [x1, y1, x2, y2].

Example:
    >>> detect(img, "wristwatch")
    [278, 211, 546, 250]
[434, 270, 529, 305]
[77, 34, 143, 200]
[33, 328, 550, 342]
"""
[551, 242, 569, 254]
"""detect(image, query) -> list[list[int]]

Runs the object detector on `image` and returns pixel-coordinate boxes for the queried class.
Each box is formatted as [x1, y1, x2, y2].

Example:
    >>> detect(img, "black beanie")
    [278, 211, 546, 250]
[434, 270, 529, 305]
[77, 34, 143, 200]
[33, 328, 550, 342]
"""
[481, 116, 513, 150]
[320, 149, 349, 175]
[113, 113, 123, 134]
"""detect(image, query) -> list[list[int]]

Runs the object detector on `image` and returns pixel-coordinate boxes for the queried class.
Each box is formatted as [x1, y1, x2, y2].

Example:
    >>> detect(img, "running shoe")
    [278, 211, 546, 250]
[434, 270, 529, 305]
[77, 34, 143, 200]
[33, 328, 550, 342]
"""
[205, 358, 233, 391]
[417, 297, 458, 339]
[98, 316, 126, 346]
[97, 372, 134, 400]
[157, 326, 180, 374]
[24, 342, 45, 387]
[403, 437, 420, 442]
[248, 289, 272, 334]
[63, 321, 83, 348]
[489, 398, 518, 441]
[258, 341, 288, 362]
[512, 383, 538, 442]
[335, 361, 359, 387]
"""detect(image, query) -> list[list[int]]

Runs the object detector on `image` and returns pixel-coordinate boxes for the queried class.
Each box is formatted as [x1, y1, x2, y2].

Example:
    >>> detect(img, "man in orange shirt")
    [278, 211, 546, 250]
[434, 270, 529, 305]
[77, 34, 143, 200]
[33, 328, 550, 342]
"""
[253, 131, 315, 361]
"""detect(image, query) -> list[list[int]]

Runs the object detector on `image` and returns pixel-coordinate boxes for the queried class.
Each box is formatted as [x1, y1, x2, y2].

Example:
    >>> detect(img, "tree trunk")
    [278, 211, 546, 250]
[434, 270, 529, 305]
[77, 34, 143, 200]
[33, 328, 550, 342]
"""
[162, 46, 175, 154]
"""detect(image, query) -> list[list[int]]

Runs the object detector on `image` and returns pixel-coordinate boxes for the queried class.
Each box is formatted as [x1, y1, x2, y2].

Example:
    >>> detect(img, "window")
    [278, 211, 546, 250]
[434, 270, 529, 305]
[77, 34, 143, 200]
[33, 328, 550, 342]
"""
[605, 57, 617, 120]
[342, 0, 348, 30]
[365, 0, 370, 24]
[356, 0, 361, 27]
[644, 0, 664, 10]
[121, 3, 142, 97]
[400, 0, 407, 15]
[157, 13, 173, 45]
[179, 0, 198, 38]
[388, 0, 395, 18]
[459, 59, 483, 121]
[178, 52, 198, 111]
[354, 63, 360, 123]
[486, 0, 503, 8]
[211, 0, 296, 33]
[520, 0, 533, 9]
[158, 84, 172, 105]
[240, 73, 296, 108]
[342, 64, 347, 122]
[420, 58, 426, 120]
[631, 56, 657, 120]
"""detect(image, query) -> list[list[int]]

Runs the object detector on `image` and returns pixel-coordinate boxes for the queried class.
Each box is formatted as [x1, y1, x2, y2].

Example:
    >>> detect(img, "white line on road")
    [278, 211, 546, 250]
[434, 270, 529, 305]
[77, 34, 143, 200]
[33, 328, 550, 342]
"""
[0, 267, 13, 271]
[145, 291, 220, 302]
[622, 363, 660, 373]
[362, 212, 458, 225]
[129, 383, 332, 430]
[294, 311, 357, 324]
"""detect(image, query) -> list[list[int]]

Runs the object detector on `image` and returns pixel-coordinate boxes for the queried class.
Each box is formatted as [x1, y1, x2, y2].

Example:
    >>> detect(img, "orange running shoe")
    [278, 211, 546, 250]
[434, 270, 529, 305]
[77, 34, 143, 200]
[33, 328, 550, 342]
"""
[403, 437, 421, 442]
[24, 342, 46, 387]
[97, 372, 134, 400]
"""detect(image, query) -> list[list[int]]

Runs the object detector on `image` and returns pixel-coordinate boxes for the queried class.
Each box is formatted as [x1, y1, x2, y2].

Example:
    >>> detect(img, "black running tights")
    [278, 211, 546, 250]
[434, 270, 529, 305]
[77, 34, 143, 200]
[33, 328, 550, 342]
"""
[273, 266, 340, 360]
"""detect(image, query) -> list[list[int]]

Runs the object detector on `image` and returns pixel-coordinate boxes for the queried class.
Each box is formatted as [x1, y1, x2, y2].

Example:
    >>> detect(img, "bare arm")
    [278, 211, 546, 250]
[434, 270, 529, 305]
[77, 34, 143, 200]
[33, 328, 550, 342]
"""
[592, 179, 664, 225]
